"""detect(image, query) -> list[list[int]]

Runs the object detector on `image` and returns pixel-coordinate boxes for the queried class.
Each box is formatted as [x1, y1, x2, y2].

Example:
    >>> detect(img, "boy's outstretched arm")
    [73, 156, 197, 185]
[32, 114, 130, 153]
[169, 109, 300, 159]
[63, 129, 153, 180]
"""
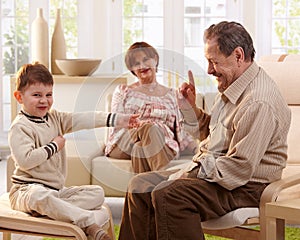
[115, 113, 140, 128]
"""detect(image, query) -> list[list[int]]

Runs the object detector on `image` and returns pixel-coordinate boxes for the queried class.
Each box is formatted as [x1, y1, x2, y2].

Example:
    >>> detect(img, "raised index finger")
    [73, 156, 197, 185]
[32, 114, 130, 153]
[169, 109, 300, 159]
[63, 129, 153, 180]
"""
[188, 70, 195, 87]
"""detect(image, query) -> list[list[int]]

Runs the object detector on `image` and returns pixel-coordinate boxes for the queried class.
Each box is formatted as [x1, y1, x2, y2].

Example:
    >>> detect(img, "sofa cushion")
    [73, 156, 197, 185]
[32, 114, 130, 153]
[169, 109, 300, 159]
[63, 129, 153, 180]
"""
[286, 107, 300, 165]
[257, 60, 300, 201]
[64, 139, 107, 187]
[91, 157, 135, 196]
[258, 61, 300, 104]
[91, 156, 193, 196]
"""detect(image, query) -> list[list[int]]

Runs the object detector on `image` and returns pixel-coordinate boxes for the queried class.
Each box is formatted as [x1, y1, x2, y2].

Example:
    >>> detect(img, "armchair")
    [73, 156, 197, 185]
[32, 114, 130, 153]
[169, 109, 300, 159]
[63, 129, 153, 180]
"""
[0, 156, 116, 240]
[200, 56, 300, 239]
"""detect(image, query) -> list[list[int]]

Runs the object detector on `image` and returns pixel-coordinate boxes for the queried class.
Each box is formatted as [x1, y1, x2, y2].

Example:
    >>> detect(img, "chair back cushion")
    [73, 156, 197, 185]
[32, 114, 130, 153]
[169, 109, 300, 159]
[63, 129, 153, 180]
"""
[259, 59, 300, 200]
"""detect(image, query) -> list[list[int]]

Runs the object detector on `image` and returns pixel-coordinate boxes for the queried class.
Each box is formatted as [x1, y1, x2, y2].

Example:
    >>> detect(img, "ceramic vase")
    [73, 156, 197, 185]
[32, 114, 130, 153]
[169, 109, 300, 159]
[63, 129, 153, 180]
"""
[31, 8, 49, 68]
[51, 8, 66, 74]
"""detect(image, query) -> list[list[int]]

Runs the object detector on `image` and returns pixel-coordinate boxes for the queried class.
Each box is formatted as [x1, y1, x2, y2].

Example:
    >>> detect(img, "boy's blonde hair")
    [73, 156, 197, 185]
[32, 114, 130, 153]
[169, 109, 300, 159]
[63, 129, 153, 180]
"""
[15, 62, 53, 92]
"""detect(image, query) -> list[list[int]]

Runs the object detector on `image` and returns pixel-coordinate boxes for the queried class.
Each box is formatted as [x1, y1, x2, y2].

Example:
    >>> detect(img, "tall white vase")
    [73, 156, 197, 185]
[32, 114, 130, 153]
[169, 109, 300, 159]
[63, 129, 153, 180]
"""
[51, 8, 66, 74]
[31, 8, 49, 68]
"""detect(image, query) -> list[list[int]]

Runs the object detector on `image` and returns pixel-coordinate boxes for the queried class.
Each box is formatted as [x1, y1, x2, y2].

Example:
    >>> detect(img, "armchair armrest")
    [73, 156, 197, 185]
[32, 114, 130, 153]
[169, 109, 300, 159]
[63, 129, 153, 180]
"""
[260, 174, 300, 206]
[259, 174, 300, 239]
[87, 141, 106, 159]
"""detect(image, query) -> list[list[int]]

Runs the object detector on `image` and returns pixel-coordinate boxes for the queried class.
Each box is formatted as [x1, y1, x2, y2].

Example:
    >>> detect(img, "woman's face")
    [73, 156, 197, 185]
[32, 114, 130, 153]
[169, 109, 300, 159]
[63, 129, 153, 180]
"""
[131, 50, 157, 83]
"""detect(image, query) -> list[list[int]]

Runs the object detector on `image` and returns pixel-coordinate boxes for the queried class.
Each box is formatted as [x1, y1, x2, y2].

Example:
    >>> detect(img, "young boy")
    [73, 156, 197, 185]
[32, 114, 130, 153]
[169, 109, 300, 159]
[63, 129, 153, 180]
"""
[8, 62, 139, 240]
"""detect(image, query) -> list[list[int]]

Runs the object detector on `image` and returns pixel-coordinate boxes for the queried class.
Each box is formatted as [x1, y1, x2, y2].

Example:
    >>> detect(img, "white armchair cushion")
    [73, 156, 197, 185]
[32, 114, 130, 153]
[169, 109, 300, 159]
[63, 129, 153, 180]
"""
[0, 193, 29, 217]
[0, 192, 112, 228]
[201, 207, 259, 230]
[166, 161, 260, 230]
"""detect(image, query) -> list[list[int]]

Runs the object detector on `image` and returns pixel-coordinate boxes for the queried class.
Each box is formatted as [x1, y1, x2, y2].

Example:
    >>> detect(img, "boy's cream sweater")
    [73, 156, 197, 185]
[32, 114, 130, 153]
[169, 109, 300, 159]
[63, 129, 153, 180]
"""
[9, 109, 111, 190]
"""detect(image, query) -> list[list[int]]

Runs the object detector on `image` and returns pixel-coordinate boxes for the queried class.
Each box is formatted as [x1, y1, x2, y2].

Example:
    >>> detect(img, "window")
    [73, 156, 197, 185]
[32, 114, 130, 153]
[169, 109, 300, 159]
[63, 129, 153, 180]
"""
[184, 0, 226, 92]
[1, 0, 29, 138]
[2, 0, 300, 141]
[272, 0, 300, 54]
[122, 0, 164, 51]
[122, 0, 226, 92]
[0, 0, 77, 140]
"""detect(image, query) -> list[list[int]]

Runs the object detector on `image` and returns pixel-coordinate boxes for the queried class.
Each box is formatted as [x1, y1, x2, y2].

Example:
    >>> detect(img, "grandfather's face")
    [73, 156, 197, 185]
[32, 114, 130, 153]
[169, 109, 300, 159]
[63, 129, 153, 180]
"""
[205, 38, 240, 93]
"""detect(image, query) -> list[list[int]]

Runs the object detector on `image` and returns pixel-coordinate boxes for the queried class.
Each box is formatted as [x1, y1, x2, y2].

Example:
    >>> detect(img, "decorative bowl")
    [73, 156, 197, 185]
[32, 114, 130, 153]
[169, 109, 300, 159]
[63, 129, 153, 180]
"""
[55, 58, 101, 76]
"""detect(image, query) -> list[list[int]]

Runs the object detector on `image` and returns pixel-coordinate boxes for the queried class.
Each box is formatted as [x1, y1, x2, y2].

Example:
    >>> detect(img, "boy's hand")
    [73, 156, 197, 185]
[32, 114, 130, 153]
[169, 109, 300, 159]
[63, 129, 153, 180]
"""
[52, 135, 65, 151]
[115, 114, 140, 128]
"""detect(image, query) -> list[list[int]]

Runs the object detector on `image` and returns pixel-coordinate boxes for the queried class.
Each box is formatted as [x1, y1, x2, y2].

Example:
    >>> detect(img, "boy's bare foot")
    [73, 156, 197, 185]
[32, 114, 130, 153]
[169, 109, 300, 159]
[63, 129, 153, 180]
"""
[84, 223, 111, 240]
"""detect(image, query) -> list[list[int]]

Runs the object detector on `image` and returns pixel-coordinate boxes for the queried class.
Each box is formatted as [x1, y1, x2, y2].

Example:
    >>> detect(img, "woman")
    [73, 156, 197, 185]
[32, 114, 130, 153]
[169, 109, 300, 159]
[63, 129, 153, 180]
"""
[105, 41, 196, 173]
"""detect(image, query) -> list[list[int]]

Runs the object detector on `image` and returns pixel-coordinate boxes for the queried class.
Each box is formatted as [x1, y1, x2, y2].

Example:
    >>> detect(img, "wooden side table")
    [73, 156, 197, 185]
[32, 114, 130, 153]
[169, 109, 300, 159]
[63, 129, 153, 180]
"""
[265, 198, 300, 240]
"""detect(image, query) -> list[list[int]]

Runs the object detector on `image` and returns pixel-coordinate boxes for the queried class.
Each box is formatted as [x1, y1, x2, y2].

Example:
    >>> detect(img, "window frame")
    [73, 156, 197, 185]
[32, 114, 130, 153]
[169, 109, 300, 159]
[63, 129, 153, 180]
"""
[0, 0, 78, 140]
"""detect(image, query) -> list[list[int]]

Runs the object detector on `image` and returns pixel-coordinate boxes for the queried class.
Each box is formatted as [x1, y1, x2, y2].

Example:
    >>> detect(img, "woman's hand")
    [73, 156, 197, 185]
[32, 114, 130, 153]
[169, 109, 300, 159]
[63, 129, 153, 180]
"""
[177, 70, 196, 110]
[129, 114, 140, 128]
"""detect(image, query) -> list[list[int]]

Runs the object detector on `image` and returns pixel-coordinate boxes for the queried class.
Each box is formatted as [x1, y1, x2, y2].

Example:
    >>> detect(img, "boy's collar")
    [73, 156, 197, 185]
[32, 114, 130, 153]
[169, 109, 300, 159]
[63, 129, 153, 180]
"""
[20, 110, 48, 123]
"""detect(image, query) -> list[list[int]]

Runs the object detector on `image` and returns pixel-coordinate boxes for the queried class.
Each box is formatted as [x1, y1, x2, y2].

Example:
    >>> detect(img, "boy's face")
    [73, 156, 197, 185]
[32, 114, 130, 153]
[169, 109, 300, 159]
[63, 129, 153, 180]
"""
[14, 83, 53, 118]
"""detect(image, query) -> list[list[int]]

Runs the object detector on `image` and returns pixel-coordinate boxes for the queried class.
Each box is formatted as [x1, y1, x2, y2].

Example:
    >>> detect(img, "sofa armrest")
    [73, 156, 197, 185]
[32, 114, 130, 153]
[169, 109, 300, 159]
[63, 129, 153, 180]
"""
[65, 140, 106, 186]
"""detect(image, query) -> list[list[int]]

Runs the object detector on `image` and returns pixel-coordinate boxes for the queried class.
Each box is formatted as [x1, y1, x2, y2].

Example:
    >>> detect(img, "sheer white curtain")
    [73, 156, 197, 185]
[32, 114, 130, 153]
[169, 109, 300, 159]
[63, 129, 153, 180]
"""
[78, 0, 123, 74]
[0, 0, 274, 141]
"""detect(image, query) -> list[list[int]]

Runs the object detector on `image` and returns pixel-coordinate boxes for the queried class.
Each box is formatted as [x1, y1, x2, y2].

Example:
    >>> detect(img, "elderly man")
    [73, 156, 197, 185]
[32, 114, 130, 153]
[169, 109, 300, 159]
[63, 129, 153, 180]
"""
[118, 21, 291, 240]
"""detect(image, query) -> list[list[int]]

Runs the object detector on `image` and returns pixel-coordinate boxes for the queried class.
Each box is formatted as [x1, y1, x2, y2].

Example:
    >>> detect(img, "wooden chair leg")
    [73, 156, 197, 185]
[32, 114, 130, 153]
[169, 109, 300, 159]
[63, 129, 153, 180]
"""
[102, 203, 116, 240]
[3, 232, 11, 240]
[106, 219, 116, 240]
[260, 211, 267, 240]
[276, 219, 285, 240]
